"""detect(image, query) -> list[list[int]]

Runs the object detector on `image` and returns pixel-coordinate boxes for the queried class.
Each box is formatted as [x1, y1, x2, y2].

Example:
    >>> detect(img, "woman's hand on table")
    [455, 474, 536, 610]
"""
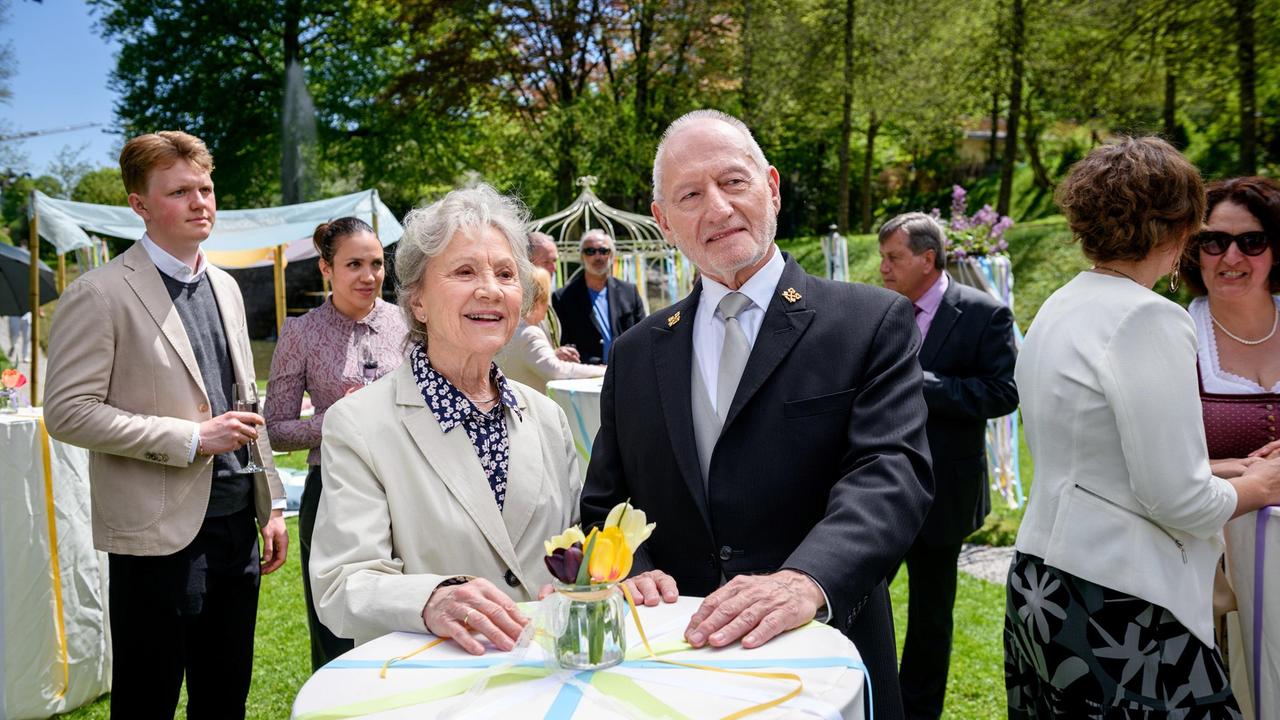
[422, 579, 529, 655]
[685, 570, 824, 650]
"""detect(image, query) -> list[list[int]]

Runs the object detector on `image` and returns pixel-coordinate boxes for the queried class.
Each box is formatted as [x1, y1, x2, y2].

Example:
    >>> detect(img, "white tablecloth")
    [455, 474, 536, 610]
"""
[293, 596, 866, 719]
[544, 378, 603, 481]
[0, 411, 110, 719]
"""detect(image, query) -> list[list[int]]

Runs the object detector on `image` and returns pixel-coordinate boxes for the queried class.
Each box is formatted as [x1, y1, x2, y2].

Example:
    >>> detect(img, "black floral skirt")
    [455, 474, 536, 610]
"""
[1004, 552, 1241, 719]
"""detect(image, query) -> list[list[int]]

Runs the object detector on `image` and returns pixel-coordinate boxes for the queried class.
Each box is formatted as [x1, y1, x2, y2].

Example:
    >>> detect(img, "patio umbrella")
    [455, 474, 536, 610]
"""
[0, 243, 59, 315]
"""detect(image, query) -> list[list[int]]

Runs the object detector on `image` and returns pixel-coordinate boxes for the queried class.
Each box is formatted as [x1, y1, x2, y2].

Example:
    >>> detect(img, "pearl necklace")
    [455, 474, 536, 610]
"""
[1210, 305, 1280, 346]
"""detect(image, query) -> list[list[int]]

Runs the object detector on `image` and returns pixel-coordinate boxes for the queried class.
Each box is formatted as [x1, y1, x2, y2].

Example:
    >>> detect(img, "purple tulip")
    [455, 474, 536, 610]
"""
[545, 543, 584, 584]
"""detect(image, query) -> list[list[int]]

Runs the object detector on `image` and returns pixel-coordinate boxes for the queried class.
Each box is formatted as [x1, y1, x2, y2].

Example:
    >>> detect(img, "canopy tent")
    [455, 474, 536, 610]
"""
[529, 176, 691, 313]
[25, 189, 403, 403]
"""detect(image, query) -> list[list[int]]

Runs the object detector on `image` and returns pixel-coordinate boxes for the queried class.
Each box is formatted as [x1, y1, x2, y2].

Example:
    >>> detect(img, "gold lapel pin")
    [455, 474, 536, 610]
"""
[667, 311, 681, 327]
[782, 287, 802, 303]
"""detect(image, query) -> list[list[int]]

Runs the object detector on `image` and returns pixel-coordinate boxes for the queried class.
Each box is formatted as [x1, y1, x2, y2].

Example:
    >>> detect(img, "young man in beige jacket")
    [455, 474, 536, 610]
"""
[44, 131, 286, 719]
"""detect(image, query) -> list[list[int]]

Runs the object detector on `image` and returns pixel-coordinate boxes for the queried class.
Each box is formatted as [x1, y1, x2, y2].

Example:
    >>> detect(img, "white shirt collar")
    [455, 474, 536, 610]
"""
[140, 232, 208, 282]
[698, 245, 786, 318]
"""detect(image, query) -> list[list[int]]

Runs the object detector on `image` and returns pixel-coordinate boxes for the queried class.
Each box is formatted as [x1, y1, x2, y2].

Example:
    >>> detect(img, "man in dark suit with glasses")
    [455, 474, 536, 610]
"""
[552, 229, 647, 364]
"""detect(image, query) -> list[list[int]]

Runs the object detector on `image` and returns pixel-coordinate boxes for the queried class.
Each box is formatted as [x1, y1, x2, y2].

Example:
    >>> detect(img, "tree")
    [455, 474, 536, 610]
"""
[47, 144, 93, 200]
[997, 0, 1024, 217]
[72, 167, 128, 206]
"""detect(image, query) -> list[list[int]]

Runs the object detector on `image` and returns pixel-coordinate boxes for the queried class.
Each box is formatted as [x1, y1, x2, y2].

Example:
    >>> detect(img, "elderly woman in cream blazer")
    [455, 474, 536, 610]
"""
[310, 184, 581, 656]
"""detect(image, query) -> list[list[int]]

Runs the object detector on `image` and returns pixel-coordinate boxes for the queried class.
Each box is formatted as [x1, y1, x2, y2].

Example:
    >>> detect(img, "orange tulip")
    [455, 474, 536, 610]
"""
[1, 369, 26, 389]
[586, 526, 632, 583]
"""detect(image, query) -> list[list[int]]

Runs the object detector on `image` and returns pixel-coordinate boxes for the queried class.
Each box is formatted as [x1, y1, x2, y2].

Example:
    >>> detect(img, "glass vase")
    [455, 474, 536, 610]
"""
[551, 581, 626, 670]
[0, 389, 15, 414]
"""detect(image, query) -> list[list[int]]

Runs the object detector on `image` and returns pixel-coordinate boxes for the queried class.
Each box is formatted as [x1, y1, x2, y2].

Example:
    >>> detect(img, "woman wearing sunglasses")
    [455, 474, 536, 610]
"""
[1180, 176, 1280, 716]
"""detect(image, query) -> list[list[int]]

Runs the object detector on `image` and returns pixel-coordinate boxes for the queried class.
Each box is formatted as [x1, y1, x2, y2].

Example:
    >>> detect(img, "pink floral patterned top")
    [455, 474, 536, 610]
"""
[264, 297, 409, 465]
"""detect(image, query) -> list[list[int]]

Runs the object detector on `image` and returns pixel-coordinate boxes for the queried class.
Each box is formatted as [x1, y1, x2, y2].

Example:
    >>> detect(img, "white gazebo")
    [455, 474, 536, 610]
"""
[529, 176, 691, 313]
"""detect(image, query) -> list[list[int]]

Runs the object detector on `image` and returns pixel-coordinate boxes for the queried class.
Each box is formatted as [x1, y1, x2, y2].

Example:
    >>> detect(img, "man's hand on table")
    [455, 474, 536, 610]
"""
[423, 579, 529, 655]
[535, 570, 679, 604]
[685, 570, 824, 650]
[623, 570, 679, 606]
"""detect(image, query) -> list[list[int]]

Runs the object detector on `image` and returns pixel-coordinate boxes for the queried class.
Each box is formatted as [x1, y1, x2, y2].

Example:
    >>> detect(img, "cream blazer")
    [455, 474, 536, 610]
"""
[311, 362, 581, 644]
[44, 241, 283, 556]
[1015, 272, 1237, 646]
[495, 321, 606, 392]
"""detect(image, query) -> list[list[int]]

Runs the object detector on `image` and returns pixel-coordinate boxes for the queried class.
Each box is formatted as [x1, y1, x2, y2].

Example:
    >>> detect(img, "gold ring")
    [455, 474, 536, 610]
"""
[462, 609, 475, 628]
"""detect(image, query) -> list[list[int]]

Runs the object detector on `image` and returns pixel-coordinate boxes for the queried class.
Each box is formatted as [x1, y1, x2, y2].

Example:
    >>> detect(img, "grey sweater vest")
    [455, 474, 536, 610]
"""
[159, 270, 252, 517]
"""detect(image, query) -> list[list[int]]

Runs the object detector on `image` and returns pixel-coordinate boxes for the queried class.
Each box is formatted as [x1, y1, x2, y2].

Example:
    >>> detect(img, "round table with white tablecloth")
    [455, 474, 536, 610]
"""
[544, 377, 603, 481]
[0, 410, 111, 719]
[291, 596, 868, 720]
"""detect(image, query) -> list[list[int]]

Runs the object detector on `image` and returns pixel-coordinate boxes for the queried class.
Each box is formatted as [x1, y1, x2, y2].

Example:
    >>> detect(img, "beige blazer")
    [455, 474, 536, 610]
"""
[495, 321, 606, 392]
[311, 362, 581, 644]
[44, 241, 283, 556]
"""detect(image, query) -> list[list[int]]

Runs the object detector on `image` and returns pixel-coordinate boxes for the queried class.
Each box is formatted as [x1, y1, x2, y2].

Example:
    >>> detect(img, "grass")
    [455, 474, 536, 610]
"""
[56, 518, 312, 720]
[58, 517, 1014, 719]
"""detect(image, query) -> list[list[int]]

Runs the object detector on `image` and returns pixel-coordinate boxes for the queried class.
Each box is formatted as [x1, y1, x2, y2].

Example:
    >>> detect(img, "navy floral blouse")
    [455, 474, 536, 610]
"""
[409, 344, 521, 510]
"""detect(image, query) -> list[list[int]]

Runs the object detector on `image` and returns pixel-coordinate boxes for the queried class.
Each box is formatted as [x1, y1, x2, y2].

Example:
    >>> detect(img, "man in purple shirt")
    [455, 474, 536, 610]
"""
[879, 212, 1019, 720]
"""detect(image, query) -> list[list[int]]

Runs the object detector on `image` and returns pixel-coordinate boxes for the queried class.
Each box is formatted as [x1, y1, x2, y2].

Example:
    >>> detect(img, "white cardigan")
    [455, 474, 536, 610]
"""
[495, 321, 606, 393]
[1014, 272, 1237, 646]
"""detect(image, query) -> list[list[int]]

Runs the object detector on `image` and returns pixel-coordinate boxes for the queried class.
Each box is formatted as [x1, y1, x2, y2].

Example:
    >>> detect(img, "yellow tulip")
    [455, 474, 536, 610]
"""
[604, 502, 655, 551]
[544, 525, 586, 556]
[587, 526, 633, 583]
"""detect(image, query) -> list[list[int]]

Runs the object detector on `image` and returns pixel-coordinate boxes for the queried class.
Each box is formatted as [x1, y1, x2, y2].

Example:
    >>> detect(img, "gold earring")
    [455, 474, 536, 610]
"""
[1170, 254, 1181, 292]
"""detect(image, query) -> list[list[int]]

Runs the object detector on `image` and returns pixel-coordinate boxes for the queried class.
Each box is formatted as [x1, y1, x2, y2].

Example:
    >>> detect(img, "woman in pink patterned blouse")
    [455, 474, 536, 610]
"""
[264, 217, 408, 670]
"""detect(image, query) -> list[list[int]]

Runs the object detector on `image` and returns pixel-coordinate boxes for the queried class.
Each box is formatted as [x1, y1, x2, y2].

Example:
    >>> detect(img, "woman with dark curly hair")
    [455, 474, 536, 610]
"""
[1180, 177, 1280, 716]
[1005, 137, 1280, 718]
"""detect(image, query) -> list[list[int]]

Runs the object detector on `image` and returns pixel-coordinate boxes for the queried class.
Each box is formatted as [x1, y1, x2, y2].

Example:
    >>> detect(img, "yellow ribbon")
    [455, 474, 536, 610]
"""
[379, 636, 447, 678]
[36, 415, 69, 699]
[619, 585, 804, 720]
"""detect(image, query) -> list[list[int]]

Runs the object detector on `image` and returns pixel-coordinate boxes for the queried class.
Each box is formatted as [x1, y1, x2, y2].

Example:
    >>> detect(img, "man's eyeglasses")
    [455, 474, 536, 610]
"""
[1195, 231, 1273, 257]
[582, 247, 613, 257]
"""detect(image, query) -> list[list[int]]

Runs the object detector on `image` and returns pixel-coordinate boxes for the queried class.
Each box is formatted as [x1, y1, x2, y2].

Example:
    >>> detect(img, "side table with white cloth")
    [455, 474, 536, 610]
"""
[0, 410, 110, 719]
[545, 377, 603, 482]
[292, 596, 868, 719]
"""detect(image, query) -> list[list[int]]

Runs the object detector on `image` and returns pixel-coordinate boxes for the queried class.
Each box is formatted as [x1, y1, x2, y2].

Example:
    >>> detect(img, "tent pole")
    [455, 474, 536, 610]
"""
[28, 190, 40, 404]
[274, 245, 286, 336]
[56, 253, 66, 293]
[369, 189, 380, 239]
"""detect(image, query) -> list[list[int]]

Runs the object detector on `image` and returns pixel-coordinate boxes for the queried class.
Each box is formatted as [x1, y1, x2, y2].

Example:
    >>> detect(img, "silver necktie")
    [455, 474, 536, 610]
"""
[716, 292, 753, 422]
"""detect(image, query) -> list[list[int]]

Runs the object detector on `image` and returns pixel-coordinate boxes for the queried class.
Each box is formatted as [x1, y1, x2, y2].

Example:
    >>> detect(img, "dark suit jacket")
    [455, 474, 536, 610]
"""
[916, 277, 1019, 547]
[581, 255, 933, 720]
[551, 271, 646, 364]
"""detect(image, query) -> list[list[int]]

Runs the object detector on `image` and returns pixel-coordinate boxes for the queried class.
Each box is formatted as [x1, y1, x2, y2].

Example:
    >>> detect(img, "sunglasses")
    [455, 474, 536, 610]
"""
[582, 247, 613, 256]
[1196, 231, 1273, 257]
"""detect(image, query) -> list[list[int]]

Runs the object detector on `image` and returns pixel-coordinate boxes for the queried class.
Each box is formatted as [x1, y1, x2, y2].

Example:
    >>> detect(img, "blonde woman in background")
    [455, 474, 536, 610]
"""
[496, 267, 606, 392]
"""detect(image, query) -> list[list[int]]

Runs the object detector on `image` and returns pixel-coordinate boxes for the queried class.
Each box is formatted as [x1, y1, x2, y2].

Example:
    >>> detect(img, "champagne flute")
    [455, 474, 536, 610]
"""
[234, 382, 266, 473]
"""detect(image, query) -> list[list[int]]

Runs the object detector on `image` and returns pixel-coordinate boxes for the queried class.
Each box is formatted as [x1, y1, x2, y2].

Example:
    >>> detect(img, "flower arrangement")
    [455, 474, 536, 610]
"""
[930, 184, 1014, 260]
[0, 369, 25, 413]
[543, 502, 655, 669]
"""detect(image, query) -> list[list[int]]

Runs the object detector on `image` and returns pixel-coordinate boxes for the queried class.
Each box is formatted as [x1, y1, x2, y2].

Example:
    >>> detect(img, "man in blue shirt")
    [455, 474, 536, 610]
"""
[551, 229, 646, 364]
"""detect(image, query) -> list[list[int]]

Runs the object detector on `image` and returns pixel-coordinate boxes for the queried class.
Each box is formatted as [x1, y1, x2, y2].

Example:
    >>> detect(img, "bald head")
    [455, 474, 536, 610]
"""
[652, 109, 769, 204]
[528, 231, 558, 277]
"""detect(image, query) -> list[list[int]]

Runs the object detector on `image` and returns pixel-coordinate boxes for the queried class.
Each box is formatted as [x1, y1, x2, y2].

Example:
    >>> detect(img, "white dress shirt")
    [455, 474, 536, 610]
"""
[693, 247, 785, 415]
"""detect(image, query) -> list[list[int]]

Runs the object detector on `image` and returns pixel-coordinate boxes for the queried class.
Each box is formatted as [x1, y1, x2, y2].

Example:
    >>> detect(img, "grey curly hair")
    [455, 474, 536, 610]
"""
[396, 183, 535, 350]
